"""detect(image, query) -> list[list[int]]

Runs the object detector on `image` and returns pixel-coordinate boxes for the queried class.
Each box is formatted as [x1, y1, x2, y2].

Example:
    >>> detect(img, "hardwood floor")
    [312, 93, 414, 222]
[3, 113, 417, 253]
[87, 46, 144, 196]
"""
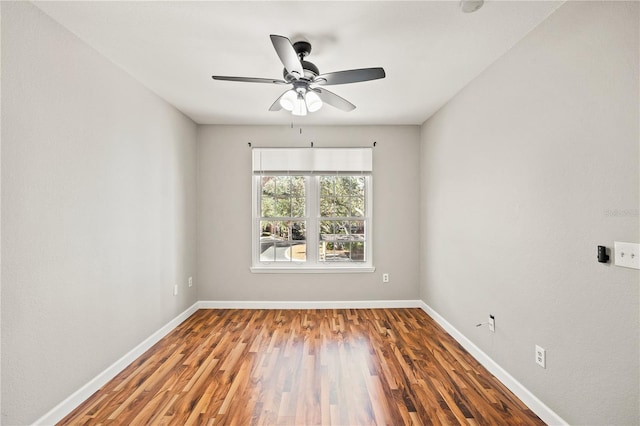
[58, 308, 545, 425]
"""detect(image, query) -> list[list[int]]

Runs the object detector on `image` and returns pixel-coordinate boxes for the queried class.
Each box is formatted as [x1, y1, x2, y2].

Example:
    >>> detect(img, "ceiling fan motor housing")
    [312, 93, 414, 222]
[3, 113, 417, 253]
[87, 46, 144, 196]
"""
[283, 60, 319, 81]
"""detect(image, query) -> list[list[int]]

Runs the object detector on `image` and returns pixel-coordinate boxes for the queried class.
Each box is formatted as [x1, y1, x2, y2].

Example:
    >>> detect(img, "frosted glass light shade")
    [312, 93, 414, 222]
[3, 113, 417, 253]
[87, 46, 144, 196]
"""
[305, 90, 323, 112]
[279, 90, 297, 111]
[292, 93, 307, 116]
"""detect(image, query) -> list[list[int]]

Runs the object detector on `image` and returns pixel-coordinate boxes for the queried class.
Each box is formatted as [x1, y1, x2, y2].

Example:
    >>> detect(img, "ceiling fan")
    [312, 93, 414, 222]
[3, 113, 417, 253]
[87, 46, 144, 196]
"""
[212, 35, 386, 116]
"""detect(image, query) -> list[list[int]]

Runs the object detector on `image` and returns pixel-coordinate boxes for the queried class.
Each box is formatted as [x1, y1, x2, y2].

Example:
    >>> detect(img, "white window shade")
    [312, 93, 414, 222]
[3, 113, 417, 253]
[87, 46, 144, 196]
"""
[253, 148, 372, 173]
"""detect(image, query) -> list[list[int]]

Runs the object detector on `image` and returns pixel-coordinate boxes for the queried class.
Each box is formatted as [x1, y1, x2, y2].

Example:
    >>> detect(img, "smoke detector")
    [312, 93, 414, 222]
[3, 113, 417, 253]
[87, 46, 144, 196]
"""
[460, 0, 484, 13]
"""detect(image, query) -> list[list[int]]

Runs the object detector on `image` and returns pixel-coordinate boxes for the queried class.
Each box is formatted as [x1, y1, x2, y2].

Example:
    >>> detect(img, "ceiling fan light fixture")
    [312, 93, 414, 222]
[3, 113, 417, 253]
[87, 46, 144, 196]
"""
[279, 89, 297, 111]
[292, 92, 307, 116]
[305, 90, 323, 112]
[212, 35, 385, 116]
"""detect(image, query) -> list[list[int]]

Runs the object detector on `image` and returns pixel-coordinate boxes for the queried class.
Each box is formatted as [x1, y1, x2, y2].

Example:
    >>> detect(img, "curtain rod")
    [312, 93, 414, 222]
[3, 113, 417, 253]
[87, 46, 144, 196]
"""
[248, 142, 377, 148]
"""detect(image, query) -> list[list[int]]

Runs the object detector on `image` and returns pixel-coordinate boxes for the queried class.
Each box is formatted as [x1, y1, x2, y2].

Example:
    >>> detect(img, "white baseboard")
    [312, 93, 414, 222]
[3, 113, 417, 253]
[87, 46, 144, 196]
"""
[32, 299, 418, 424]
[33, 302, 200, 426]
[33, 299, 566, 426]
[418, 301, 568, 426]
[197, 299, 423, 310]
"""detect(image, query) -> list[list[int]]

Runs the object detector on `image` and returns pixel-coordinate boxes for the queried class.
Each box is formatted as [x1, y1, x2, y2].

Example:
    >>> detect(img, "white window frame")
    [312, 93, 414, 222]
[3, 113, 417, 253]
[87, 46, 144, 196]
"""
[250, 148, 375, 273]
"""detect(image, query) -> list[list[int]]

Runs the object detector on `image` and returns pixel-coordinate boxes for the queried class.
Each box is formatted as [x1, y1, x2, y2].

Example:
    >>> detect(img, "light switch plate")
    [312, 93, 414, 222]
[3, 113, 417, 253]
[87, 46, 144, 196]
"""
[614, 241, 640, 269]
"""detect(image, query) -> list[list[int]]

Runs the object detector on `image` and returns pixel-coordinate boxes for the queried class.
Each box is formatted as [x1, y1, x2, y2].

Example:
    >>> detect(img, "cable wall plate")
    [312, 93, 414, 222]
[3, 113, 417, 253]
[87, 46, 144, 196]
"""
[613, 241, 640, 269]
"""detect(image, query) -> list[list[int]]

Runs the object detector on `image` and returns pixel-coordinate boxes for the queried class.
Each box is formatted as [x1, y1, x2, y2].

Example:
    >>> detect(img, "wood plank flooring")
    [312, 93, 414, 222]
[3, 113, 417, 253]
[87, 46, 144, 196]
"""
[58, 308, 545, 425]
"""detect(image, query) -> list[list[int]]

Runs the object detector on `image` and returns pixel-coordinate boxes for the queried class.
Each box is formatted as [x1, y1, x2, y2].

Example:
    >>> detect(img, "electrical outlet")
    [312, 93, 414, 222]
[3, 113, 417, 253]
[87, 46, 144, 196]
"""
[382, 273, 389, 283]
[488, 315, 495, 332]
[173, 285, 178, 296]
[188, 276, 193, 287]
[535, 345, 546, 368]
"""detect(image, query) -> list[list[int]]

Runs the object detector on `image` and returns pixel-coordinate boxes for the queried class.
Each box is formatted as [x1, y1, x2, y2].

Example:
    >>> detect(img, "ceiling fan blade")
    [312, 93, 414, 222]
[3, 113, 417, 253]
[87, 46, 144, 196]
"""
[212, 75, 287, 84]
[315, 67, 386, 86]
[313, 88, 356, 112]
[269, 91, 288, 111]
[270, 35, 304, 79]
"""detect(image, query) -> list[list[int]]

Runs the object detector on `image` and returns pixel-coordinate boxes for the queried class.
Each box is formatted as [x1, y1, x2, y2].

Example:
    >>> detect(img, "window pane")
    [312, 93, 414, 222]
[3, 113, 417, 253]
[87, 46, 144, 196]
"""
[262, 176, 276, 196]
[260, 221, 276, 261]
[335, 198, 349, 217]
[336, 177, 354, 196]
[320, 220, 334, 237]
[275, 176, 291, 196]
[318, 216, 366, 263]
[261, 196, 275, 217]
[319, 176, 366, 218]
[292, 197, 305, 217]
[336, 221, 349, 236]
[260, 220, 307, 263]
[260, 221, 272, 237]
[264, 240, 306, 263]
[275, 198, 291, 217]
[272, 221, 290, 239]
[319, 240, 348, 262]
[320, 176, 334, 197]
[350, 221, 365, 238]
[350, 242, 365, 261]
[287, 243, 307, 262]
[338, 176, 354, 192]
[319, 240, 366, 262]
[291, 177, 305, 197]
[262, 176, 306, 219]
[320, 197, 333, 217]
[352, 177, 366, 197]
[291, 221, 306, 241]
[351, 197, 365, 217]
[322, 241, 349, 261]
[260, 243, 276, 262]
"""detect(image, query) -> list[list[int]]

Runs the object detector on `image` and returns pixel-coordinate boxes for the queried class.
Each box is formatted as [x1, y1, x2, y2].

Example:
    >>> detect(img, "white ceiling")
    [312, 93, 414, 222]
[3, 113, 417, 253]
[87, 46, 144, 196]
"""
[33, 1, 563, 125]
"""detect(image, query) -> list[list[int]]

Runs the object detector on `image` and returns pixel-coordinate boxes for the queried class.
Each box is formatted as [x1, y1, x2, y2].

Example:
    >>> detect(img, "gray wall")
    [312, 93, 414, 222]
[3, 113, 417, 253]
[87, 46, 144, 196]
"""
[420, 1, 639, 424]
[1, 3, 198, 424]
[197, 125, 420, 301]
[2, 1, 638, 425]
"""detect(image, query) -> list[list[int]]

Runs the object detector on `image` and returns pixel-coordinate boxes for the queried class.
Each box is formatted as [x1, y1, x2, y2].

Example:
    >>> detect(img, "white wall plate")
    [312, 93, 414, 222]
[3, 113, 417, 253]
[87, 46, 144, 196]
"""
[613, 241, 640, 269]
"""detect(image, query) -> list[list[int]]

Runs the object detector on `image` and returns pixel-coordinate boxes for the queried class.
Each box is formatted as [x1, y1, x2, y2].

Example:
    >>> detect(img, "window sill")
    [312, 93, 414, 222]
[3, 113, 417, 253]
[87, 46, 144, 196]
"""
[250, 265, 376, 274]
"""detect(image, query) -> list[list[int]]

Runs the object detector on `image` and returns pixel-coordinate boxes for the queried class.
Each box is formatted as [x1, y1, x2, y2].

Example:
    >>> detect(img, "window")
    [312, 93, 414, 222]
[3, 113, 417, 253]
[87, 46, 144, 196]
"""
[319, 176, 366, 262]
[259, 175, 307, 262]
[251, 148, 374, 272]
